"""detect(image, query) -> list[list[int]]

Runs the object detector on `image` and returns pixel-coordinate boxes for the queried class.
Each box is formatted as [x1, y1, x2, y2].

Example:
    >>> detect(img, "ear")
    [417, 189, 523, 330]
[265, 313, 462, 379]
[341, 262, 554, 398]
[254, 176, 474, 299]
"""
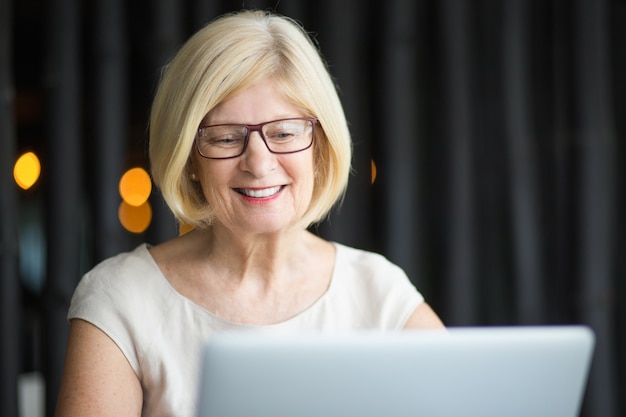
[186, 160, 199, 182]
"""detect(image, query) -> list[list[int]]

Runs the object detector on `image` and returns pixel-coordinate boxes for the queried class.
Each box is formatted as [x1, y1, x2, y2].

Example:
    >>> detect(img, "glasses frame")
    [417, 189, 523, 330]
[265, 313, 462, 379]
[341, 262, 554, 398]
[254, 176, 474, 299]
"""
[195, 117, 318, 160]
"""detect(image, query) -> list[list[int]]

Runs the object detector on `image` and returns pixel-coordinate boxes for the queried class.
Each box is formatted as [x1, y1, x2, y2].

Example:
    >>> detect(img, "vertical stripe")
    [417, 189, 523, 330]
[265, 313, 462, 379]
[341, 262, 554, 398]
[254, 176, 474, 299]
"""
[439, 0, 478, 324]
[42, 0, 82, 414]
[377, 0, 422, 285]
[0, 0, 20, 414]
[502, 0, 545, 323]
[574, 0, 618, 415]
[92, 0, 129, 262]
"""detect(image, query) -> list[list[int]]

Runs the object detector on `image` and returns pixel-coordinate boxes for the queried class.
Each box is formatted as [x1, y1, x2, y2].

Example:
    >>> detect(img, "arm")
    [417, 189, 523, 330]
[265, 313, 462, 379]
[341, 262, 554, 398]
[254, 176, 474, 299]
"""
[403, 302, 445, 329]
[55, 319, 143, 417]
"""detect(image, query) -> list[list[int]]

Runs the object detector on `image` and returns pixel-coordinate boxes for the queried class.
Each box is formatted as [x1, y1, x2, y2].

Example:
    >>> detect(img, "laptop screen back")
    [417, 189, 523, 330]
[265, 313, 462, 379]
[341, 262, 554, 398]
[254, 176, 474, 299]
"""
[196, 326, 594, 417]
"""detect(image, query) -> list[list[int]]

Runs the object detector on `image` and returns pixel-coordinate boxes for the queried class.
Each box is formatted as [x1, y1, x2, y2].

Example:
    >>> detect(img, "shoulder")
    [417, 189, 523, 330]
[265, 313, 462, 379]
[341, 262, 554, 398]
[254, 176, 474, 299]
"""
[75, 244, 165, 297]
[68, 244, 175, 376]
[333, 243, 408, 280]
[70, 243, 168, 312]
[331, 242, 423, 303]
[326, 243, 424, 328]
[86, 244, 155, 280]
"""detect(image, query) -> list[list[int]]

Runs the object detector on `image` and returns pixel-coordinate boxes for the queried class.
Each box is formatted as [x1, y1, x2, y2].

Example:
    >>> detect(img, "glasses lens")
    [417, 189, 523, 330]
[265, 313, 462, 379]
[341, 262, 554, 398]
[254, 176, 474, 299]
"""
[196, 126, 247, 158]
[263, 119, 313, 153]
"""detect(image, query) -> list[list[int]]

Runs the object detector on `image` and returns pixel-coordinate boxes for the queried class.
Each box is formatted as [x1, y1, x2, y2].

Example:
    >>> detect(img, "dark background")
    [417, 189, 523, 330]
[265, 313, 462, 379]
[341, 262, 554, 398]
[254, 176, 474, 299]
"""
[1, 0, 624, 416]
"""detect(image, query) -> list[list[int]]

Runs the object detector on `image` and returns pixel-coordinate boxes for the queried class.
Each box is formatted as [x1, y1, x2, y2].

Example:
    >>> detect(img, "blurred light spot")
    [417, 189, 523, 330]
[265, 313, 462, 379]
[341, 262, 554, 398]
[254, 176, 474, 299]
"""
[118, 200, 152, 234]
[371, 159, 377, 184]
[119, 167, 152, 206]
[179, 223, 194, 236]
[19, 202, 46, 293]
[14, 152, 41, 190]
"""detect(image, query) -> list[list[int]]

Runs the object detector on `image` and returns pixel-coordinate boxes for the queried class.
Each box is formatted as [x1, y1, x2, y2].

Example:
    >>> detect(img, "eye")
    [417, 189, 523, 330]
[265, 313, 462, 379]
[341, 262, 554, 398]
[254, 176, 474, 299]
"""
[267, 130, 296, 142]
[265, 122, 302, 142]
[209, 136, 243, 147]
[199, 127, 246, 148]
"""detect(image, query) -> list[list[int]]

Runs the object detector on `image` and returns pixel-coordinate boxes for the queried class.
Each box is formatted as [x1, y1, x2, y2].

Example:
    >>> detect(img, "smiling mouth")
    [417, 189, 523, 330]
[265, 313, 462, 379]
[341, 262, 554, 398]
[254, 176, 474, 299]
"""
[235, 185, 283, 198]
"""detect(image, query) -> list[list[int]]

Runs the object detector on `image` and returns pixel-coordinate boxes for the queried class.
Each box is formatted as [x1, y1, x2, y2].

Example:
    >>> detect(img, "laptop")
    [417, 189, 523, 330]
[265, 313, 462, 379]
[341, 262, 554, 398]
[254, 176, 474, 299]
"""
[196, 326, 594, 417]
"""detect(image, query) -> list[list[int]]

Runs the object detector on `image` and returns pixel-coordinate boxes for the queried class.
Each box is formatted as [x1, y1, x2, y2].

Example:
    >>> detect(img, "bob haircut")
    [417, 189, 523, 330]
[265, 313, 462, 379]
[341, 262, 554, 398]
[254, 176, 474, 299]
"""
[149, 10, 352, 229]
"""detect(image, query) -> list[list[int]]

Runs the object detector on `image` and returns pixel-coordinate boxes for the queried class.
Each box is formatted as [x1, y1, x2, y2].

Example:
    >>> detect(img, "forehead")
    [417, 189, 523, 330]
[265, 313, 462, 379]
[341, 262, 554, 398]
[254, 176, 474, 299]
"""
[203, 79, 302, 125]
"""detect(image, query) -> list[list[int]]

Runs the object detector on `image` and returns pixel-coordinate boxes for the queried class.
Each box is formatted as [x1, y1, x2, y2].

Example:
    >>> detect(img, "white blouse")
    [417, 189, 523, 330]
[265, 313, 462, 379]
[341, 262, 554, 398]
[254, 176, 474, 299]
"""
[68, 242, 424, 417]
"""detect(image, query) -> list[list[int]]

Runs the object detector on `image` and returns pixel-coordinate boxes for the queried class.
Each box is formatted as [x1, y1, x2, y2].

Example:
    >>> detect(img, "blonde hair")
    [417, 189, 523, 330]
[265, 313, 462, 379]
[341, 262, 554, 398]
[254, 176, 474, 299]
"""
[149, 10, 352, 229]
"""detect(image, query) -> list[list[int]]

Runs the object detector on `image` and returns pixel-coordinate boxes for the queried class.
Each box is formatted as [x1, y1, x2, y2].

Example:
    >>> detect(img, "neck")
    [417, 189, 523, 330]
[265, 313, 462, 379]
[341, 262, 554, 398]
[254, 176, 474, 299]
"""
[197, 224, 314, 287]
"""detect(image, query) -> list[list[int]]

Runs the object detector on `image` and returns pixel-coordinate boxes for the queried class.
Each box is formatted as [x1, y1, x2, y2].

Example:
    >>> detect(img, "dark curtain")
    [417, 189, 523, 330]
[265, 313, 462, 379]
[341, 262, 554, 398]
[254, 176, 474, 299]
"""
[1, 0, 20, 416]
[4, 0, 625, 416]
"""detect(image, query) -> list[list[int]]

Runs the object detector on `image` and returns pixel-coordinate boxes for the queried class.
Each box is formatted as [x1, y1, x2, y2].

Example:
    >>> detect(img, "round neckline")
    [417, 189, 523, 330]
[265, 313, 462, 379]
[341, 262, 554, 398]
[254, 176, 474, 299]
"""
[140, 242, 341, 328]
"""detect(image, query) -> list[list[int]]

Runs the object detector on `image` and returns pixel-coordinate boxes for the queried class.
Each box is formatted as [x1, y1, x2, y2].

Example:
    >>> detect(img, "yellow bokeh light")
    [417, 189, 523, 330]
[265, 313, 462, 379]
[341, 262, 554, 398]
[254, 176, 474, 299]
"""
[118, 200, 152, 234]
[119, 167, 152, 206]
[14, 151, 41, 190]
[371, 159, 377, 185]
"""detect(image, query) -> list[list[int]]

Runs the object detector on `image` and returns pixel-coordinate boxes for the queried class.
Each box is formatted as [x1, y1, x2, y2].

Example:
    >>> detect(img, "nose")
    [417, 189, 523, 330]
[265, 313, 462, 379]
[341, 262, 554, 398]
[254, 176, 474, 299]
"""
[238, 131, 277, 176]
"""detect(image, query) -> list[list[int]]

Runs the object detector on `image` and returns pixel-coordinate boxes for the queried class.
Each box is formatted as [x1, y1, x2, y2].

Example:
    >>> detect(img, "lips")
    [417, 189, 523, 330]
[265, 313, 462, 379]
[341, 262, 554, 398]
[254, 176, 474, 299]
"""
[235, 185, 283, 198]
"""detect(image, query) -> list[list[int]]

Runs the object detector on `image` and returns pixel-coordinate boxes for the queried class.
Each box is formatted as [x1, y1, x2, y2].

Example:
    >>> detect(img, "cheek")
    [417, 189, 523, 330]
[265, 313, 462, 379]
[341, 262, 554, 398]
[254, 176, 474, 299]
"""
[200, 181, 219, 205]
[195, 165, 232, 205]
[201, 174, 229, 202]
[295, 157, 316, 201]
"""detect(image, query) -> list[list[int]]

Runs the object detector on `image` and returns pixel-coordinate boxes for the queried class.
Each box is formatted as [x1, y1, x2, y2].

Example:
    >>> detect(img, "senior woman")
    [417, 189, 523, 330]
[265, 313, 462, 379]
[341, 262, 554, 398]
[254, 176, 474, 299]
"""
[55, 9, 444, 417]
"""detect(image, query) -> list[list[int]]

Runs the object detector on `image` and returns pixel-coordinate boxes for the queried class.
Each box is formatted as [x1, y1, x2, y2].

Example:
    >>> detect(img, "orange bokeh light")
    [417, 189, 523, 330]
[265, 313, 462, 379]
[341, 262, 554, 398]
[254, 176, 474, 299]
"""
[371, 159, 377, 185]
[119, 167, 152, 207]
[179, 223, 194, 236]
[118, 200, 152, 234]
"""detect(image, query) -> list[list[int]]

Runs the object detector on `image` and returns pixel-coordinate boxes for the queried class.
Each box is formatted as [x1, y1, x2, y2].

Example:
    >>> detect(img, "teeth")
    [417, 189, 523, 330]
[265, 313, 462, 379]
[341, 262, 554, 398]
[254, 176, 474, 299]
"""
[239, 186, 282, 198]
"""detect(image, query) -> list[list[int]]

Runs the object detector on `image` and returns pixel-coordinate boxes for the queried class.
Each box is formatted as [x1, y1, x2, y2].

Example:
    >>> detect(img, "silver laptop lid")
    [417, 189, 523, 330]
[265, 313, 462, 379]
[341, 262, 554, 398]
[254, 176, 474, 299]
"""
[196, 326, 594, 417]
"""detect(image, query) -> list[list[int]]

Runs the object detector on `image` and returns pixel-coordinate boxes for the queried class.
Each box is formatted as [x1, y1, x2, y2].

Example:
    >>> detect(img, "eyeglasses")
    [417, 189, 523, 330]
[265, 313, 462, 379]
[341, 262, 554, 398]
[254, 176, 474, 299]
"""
[195, 117, 318, 160]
